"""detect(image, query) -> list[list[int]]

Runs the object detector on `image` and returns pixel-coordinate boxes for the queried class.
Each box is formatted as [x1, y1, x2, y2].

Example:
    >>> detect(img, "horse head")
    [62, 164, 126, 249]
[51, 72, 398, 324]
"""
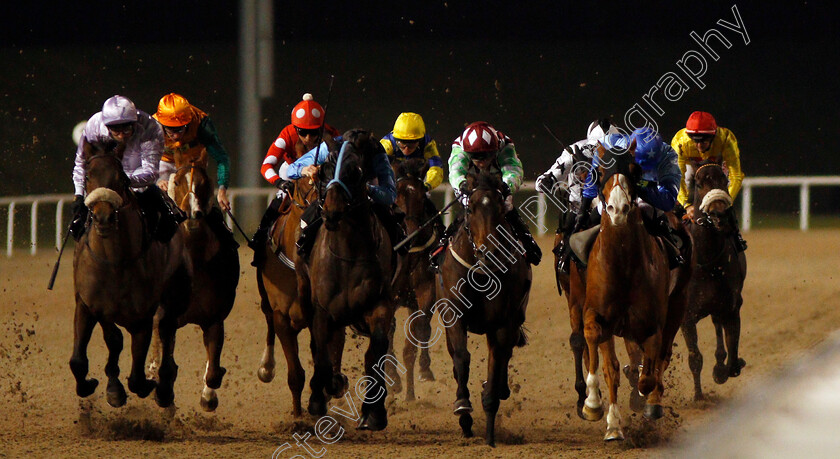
[595, 139, 642, 227]
[395, 157, 429, 234]
[463, 171, 508, 262]
[693, 162, 732, 230]
[170, 161, 212, 223]
[82, 138, 130, 236]
[321, 141, 366, 231]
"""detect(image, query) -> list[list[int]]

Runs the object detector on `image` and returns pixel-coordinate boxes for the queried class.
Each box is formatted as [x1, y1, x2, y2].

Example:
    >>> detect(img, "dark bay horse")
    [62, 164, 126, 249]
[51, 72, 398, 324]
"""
[575, 141, 690, 441]
[297, 138, 396, 431]
[148, 151, 239, 411]
[681, 162, 747, 400]
[254, 174, 319, 417]
[71, 139, 191, 408]
[391, 158, 438, 401]
[436, 171, 531, 447]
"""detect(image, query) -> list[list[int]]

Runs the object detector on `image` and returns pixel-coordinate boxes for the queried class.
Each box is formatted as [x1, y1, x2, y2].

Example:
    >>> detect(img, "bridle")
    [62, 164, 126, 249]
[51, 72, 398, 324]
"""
[395, 174, 437, 253]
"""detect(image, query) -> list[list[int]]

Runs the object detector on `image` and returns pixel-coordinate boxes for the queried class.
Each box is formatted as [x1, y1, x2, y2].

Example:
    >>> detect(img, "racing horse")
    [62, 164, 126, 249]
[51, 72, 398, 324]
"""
[681, 162, 747, 400]
[390, 157, 439, 401]
[71, 138, 190, 408]
[148, 150, 239, 411]
[436, 171, 531, 447]
[297, 136, 397, 430]
[254, 171, 319, 417]
[575, 140, 690, 441]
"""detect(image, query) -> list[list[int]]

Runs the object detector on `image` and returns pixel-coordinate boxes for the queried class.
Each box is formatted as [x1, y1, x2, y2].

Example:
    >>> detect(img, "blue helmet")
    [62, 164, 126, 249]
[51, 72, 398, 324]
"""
[630, 127, 664, 171]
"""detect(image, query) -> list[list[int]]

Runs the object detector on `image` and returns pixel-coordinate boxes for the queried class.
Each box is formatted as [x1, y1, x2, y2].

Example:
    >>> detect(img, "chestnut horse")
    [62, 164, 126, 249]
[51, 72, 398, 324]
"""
[436, 171, 531, 447]
[390, 158, 438, 401]
[71, 139, 190, 409]
[297, 139, 396, 431]
[681, 162, 747, 400]
[574, 141, 690, 441]
[148, 151, 239, 411]
[254, 174, 319, 417]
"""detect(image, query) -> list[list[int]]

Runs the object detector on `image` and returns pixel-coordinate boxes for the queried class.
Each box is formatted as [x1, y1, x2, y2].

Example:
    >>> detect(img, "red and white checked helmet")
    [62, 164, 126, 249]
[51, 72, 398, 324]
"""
[460, 121, 499, 156]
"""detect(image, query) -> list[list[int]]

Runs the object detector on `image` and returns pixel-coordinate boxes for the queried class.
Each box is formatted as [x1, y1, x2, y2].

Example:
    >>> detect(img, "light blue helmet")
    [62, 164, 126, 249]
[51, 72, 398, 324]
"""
[630, 127, 664, 171]
[101, 95, 138, 126]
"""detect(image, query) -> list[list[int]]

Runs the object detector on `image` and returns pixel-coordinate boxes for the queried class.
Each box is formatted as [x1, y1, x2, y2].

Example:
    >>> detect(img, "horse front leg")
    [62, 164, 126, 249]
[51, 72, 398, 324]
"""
[623, 339, 646, 412]
[401, 302, 419, 402]
[200, 321, 225, 412]
[415, 286, 436, 382]
[582, 308, 604, 421]
[146, 307, 163, 381]
[307, 310, 332, 417]
[446, 318, 473, 437]
[100, 321, 127, 407]
[275, 312, 305, 417]
[482, 327, 515, 447]
[681, 316, 705, 400]
[69, 297, 99, 398]
[569, 264, 589, 418]
[154, 311, 180, 408]
[384, 314, 402, 395]
[600, 337, 624, 441]
[257, 298, 276, 383]
[640, 331, 664, 420]
[126, 320, 157, 399]
[327, 325, 348, 398]
[722, 312, 746, 379]
[358, 301, 394, 431]
[711, 318, 729, 384]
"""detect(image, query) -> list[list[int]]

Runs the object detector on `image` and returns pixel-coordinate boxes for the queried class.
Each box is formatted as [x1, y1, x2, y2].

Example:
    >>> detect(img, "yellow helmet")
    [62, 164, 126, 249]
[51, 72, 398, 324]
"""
[153, 93, 193, 127]
[392, 112, 425, 141]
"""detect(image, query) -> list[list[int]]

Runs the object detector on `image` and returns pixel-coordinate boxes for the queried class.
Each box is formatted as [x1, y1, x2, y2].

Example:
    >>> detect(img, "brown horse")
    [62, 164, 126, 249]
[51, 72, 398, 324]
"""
[390, 158, 438, 401]
[254, 173, 318, 417]
[71, 138, 191, 409]
[297, 139, 396, 430]
[148, 152, 239, 411]
[681, 162, 747, 400]
[436, 171, 531, 447]
[574, 141, 690, 441]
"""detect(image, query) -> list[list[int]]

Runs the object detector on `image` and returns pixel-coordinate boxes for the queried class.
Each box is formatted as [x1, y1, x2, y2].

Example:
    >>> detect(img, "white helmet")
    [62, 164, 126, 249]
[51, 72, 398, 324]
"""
[586, 118, 618, 142]
[101, 95, 138, 126]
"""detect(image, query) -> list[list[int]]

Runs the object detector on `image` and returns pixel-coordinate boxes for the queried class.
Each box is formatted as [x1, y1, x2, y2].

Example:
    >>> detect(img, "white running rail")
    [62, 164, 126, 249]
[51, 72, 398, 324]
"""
[3, 177, 839, 257]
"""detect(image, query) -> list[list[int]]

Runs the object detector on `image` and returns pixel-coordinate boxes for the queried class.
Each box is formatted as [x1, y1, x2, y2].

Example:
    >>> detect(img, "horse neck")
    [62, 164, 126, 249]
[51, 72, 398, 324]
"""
[598, 208, 653, 264]
[183, 219, 216, 264]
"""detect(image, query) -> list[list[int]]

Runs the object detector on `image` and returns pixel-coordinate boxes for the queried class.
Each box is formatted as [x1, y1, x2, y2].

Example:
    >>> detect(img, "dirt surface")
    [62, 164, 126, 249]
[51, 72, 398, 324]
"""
[1, 230, 839, 458]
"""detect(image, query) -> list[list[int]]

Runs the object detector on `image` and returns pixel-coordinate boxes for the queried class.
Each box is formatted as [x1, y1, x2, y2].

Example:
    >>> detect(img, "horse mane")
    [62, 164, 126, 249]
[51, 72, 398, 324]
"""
[396, 157, 428, 180]
[595, 140, 641, 191]
[469, 170, 504, 192]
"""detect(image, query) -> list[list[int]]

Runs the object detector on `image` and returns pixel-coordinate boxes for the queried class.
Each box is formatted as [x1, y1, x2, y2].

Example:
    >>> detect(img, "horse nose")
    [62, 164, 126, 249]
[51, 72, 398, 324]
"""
[194, 210, 204, 220]
[622, 204, 630, 214]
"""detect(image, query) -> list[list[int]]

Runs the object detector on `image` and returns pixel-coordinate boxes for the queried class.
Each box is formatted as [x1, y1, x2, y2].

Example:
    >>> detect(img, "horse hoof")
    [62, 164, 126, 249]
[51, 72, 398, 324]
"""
[694, 392, 706, 402]
[257, 367, 275, 383]
[576, 402, 588, 420]
[328, 374, 349, 398]
[713, 364, 730, 384]
[76, 378, 99, 398]
[453, 398, 473, 415]
[106, 381, 127, 408]
[128, 378, 157, 398]
[358, 411, 388, 431]
[582, 404, 604, 421]
[486, 437, 496, 448]
[405, 391, 416, 403]
[418, 368, 435, 381]
[200, 388, 219, 412]
[629, 388, 646, 413]
[205, 367, 226, 390]
[459, 413, 474, 437]
[731, 358, 746, 377]
[308, 397, 327, 417]
[644, 404, 664, 420]
[604, 427, 625, 442]
[154, 386, 175, 408]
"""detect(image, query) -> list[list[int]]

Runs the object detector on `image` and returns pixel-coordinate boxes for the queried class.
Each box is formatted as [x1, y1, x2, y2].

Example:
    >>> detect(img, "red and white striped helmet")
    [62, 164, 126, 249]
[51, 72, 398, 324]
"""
[460, 121, 499, 156]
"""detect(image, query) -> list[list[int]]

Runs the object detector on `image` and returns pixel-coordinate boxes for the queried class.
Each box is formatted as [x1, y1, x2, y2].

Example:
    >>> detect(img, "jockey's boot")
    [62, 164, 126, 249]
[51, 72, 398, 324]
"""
[373, 204, 408, 256]
[206, 207, 239, 251]
[69, 207, 89, 241]
[296, 205, 322, 257]
[139, 187, 186, 242]
[552, 233, 571, 274]
[428, 216, 462, 272]
[249, 197, 284, 266]
[505, 209, 542, 266]
[655, 213, 685, 269]
[728, 209, 748, 252]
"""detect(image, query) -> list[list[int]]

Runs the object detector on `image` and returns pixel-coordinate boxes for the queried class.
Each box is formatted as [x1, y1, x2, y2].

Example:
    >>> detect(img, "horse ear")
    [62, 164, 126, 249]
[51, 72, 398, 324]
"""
[628, 138, 637, 156]
[596, 141, 606, 159]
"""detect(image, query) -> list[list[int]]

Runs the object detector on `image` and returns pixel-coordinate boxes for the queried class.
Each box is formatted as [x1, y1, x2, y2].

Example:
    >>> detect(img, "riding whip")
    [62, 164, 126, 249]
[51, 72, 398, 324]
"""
[225, 209, 252, 244]
[47, 222, 73, 290]
[392, 197, 459, 252]
[542, 123, 568, 152]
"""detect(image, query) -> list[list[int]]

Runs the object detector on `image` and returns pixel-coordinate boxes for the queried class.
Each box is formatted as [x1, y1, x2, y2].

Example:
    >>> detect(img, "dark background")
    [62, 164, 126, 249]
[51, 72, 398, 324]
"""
[1, 0, 838, 214]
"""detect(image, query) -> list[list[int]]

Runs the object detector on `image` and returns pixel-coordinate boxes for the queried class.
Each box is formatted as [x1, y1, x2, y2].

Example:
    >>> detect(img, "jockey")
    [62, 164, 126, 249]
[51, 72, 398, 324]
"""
[536, 119, 619, 272]
[70, 95, 185, 242]
[671, 111, 747, 251]
[249, 93, 341, 260]
[431, 121, 542, 268]
[575, 128, 685, 267]
[380, 112, 445, 191]
[152, 93, 237, 249]
[288, 129, 405, 257]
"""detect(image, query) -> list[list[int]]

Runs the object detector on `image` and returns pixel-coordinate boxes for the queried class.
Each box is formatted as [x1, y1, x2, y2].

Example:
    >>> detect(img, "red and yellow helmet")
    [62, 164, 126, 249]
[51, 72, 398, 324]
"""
[291, 93, 325, 130]
[153, 93, 193, 127]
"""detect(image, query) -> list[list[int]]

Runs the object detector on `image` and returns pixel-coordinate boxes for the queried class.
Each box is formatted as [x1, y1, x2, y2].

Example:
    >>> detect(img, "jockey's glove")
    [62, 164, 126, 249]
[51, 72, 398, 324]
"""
[70, 195, 85, 216]
[535, 173, 556, 193]
[423, 182, 432, 192]
[637, 179, 658, 189]
[574, 196, 594, 232]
